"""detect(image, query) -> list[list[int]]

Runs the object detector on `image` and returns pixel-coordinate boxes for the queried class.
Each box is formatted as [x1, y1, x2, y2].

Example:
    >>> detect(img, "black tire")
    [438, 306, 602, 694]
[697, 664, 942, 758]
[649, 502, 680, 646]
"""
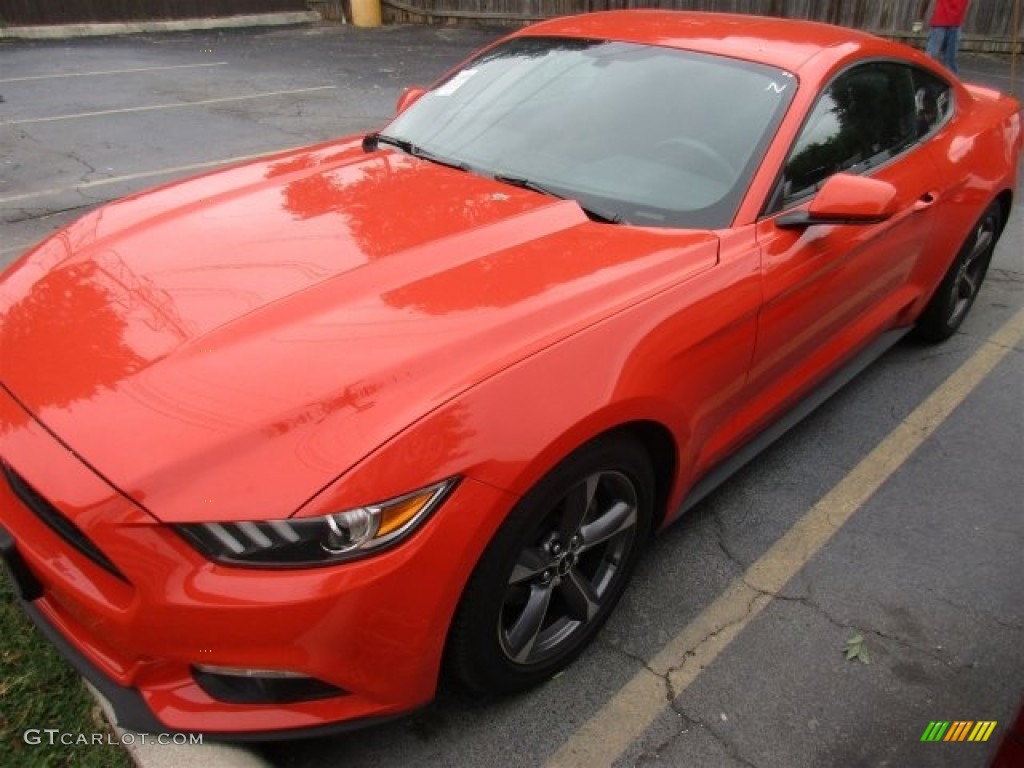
[446, 436, 654, 694]
[914, 201, 1003, 343]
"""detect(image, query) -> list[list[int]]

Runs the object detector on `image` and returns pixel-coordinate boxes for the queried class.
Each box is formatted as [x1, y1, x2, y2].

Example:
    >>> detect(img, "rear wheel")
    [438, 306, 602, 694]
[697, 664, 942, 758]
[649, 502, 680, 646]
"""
[447, 436, 654, 693]
[914, 201, 1002, 343]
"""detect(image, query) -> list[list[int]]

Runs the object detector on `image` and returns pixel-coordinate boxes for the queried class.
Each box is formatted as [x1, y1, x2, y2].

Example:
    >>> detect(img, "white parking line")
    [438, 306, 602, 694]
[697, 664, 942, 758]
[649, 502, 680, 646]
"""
[0, 85, 337, 126]
[0, 146, 303, 205]
[0, 242, 32, 257]
[0, 62, 228, 84]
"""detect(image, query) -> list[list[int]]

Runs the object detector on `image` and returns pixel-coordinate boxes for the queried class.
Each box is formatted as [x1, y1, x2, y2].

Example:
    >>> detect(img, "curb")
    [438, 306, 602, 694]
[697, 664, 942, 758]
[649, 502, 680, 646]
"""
[87, 683, 271, 768]
[0, 12, 321, 40]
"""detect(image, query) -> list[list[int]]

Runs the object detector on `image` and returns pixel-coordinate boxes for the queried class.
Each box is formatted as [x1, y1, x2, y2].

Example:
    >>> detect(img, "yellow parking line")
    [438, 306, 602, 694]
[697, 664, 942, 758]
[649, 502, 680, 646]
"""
[546, 308, 1024, 768]
[0, 85, 336, 126]
[0, 62, 227, 83]
[0, 146, 305, 205]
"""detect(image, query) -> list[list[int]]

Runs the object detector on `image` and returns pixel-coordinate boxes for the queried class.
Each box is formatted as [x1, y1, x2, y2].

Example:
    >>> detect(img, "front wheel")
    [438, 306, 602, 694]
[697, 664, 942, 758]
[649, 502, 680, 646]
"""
[446, 436, 654, 693]
[914, 201, 1002, 343]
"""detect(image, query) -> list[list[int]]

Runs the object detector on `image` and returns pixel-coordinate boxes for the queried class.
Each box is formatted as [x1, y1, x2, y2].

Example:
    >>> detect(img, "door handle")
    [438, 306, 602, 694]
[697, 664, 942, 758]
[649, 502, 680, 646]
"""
[913, 191, 940, 211]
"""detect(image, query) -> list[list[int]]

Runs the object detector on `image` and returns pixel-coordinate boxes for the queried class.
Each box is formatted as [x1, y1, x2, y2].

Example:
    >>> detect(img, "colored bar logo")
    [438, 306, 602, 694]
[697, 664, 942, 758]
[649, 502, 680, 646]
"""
[921, 721, 997, 742]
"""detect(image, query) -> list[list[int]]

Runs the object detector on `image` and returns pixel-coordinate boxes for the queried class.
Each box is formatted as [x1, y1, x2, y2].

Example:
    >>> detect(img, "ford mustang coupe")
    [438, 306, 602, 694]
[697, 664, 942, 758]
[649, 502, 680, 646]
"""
[0, 11, 1019, 737]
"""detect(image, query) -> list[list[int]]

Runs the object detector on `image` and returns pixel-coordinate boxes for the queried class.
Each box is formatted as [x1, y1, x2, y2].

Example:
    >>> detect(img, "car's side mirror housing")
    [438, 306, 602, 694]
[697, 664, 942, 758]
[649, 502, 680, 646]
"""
[396, 86, 427, 115]
[776, 173, 899, 229]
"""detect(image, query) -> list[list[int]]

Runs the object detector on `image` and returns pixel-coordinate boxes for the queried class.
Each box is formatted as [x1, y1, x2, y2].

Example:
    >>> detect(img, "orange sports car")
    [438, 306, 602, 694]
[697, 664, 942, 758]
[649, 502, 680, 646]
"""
[0, 11, 1019, 737]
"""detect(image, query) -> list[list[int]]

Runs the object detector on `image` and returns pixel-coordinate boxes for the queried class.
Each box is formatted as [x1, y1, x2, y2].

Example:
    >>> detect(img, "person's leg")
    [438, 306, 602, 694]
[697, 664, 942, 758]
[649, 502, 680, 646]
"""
[926, 26, 945, 61]
[944, 26, 962, 74]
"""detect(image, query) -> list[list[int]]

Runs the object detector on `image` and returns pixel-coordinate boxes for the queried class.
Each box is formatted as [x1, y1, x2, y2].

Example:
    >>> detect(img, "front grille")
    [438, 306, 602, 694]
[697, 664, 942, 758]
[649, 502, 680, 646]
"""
[2, 462, 128, 583]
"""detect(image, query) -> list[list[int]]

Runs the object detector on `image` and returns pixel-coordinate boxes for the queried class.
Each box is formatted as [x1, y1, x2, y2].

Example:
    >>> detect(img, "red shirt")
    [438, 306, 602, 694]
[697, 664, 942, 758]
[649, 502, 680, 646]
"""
[930, 0, 970, 26]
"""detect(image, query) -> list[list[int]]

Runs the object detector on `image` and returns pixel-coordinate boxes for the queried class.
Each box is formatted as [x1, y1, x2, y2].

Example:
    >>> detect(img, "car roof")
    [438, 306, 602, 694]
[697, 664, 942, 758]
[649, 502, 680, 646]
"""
[515, 10, 883, 73]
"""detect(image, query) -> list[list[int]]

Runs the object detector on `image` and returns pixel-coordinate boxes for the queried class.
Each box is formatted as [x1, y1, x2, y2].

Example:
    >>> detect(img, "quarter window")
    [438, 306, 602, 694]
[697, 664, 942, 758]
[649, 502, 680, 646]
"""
[912, 67, 953, 139]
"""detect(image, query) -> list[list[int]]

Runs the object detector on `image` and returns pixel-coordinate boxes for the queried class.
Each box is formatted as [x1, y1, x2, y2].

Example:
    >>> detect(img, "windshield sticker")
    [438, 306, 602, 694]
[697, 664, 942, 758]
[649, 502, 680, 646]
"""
[766, 81, 788, 94]
[436, 69, 477, 96]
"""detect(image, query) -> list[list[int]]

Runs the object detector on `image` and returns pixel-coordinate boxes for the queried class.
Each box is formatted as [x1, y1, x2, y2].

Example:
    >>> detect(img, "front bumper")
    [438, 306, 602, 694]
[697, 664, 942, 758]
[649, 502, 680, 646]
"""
[1, 523, 405, 740]
[0, 387, 513, 736]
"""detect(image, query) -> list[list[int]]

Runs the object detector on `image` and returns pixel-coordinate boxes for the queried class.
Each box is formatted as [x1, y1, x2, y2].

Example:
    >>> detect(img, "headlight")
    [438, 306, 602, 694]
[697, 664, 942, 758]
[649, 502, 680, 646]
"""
[174, 478, 456, 567]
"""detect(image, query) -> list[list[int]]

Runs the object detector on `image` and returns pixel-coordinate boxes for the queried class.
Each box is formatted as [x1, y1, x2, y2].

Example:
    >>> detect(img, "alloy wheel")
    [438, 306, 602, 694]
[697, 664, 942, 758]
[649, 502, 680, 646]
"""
[497, 470, 639, 665]
[946, 213, 996, 328]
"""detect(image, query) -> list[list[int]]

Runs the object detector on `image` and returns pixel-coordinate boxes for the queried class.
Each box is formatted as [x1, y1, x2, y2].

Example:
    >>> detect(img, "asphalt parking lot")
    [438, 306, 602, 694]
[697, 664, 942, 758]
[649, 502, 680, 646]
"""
[1, 22, 1022, 768]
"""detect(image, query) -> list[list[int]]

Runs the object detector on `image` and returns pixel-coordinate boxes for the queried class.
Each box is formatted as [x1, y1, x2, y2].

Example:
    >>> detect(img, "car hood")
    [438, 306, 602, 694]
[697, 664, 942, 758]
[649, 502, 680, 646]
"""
[0, 139, 719, 522]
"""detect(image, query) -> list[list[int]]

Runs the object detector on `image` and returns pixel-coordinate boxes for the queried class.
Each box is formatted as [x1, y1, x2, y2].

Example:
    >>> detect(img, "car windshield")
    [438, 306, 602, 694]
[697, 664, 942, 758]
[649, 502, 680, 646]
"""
[383, 36, 796, 229]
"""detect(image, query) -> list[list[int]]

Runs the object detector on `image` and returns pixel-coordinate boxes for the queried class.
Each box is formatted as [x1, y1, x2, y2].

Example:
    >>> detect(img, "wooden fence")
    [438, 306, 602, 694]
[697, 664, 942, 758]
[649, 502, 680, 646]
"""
[0, 0, 308, 25]
[1, 0, 1018, 51]
[381, 0, 1022, 51]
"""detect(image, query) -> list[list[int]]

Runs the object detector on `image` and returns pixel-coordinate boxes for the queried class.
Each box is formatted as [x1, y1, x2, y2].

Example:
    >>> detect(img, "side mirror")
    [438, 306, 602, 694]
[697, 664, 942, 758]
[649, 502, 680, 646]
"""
[396, 86, 427, 115]
[777, 173, 899, 229]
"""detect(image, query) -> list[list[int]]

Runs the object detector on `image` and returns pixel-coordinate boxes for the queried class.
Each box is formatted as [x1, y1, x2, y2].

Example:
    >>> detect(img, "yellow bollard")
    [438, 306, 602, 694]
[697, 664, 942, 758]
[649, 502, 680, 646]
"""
[350, 0, 382, 27]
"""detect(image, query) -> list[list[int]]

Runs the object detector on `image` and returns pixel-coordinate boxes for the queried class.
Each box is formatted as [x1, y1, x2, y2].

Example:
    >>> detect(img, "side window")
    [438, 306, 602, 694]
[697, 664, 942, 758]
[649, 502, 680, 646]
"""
[782, 63, 918, 206]
[911, 67, 953, 139]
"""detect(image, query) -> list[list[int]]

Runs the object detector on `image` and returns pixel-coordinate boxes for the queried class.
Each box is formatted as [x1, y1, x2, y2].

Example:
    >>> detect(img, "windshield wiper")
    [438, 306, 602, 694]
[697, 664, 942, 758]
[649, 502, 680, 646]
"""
[363, 133, 469, 172]
[493, 173, 559, 197]
[363, 132, 412, 154]
[493, 173, 622, 224]
[410, 145, 470, 172]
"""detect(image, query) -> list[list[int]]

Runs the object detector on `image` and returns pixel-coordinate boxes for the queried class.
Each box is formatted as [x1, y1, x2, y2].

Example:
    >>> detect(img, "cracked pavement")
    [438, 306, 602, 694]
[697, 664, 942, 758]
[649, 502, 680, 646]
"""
[1, 25, 1021, 768]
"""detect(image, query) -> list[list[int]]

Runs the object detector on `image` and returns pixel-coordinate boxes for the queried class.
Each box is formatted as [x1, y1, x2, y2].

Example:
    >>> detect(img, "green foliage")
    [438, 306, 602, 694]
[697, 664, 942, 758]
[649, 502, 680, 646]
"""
[843, 632, 871, 664]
